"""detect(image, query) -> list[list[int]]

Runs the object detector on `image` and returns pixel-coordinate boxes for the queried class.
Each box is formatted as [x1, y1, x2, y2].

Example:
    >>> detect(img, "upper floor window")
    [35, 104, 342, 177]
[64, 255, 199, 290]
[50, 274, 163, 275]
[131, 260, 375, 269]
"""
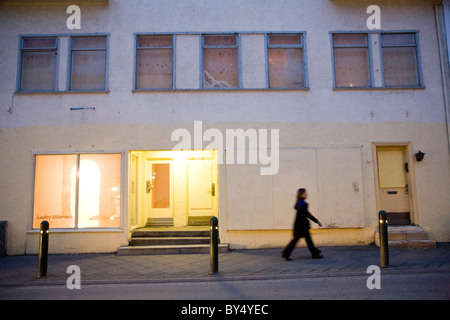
[202, 34, 240, 89]
[18, 37, 58, 92]
[267, 33, 307, 88]
[69, 36, 108, 91]
[381, 32, 422, 87]
[135, 34, 174, 90]
[332, 33, 371, 88]
[331, 31, 423, 89]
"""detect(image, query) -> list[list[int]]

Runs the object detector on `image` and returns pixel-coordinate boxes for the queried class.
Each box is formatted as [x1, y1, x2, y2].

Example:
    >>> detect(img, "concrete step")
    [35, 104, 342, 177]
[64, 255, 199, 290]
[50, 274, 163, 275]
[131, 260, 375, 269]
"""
[131, 227, 210, 238]
[120, 226, 226, 256]
[375, 225, 436, 248]
[117, 243, 229, 256]
[130, 236, 210, 246]
[387, 240, 437, 249]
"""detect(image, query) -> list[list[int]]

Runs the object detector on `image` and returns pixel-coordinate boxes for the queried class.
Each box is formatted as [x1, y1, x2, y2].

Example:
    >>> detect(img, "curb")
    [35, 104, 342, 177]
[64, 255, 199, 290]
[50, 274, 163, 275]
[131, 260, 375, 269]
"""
[1, 267, 449, 288]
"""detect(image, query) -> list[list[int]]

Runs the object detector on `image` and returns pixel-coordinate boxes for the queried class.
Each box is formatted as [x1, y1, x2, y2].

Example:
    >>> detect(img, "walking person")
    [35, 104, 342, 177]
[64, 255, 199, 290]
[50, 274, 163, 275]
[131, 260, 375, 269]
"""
[282, 188, 323, 261]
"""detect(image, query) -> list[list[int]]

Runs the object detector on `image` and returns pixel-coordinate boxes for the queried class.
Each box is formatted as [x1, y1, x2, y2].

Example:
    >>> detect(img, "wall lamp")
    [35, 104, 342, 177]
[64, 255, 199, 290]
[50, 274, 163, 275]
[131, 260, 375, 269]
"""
[415, 150, 425, 162]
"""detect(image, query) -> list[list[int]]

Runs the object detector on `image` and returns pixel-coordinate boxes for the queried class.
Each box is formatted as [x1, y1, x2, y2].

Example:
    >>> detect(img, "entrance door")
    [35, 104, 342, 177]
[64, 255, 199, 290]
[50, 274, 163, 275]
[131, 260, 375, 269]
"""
[376, 146, 411, 225]
[145, 160, 173, 226]
[187, 158, 217, 225]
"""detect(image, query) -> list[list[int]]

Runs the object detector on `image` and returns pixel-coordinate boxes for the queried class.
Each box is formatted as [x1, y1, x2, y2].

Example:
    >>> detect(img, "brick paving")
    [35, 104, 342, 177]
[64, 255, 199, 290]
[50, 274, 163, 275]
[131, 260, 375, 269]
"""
[0, 244, 449, 286]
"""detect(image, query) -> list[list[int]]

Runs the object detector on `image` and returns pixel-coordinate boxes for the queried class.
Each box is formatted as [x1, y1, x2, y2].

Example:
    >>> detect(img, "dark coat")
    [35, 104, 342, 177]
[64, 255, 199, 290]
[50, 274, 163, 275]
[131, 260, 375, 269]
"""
[293, 200, 319, 237]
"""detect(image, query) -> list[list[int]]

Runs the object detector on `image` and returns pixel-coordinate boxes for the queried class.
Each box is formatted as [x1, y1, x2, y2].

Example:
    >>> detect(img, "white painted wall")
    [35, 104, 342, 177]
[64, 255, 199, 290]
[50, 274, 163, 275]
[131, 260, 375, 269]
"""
[0, 0, 449, 254]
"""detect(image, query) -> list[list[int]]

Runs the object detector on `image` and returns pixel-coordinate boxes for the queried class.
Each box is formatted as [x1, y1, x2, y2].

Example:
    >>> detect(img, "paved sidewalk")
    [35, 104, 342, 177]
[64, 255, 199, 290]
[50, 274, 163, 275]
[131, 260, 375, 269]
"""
[0, 244, 449, 286]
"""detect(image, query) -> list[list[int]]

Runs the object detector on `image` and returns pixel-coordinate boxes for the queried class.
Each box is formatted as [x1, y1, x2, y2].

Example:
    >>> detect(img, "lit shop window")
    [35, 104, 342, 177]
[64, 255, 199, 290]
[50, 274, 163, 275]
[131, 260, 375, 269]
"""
[135, 35, 174, 89]
[267, 33, 306, 88]
[33, 154, 121, 229]
[202, 34, 240, 89]
[332, 33, 370, 88]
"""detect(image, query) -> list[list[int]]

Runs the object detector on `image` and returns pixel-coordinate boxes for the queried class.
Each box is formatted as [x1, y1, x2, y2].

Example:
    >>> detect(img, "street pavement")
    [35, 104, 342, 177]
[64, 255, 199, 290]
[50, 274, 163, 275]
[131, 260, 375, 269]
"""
[0, 244, 449, 289]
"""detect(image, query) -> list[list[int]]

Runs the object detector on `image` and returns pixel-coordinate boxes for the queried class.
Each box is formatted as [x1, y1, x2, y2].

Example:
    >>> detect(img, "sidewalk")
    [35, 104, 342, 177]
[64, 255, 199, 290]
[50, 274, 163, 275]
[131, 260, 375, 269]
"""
[1, 244, 449, 287]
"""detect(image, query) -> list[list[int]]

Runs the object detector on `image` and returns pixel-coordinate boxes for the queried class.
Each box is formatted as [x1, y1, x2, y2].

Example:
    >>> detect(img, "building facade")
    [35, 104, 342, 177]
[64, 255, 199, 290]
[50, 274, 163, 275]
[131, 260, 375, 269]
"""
[0, 0, 449, 255]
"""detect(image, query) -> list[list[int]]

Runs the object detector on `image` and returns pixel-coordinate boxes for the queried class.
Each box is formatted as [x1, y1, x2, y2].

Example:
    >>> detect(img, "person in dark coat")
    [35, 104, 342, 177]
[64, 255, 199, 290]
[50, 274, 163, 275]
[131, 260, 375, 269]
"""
[282, 188, 323, 261]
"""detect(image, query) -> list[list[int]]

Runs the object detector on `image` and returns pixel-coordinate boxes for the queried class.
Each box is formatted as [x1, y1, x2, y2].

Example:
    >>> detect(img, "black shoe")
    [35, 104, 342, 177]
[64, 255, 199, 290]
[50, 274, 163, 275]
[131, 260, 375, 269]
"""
[312, 254, 323, 259]
[282, 253, 292, 261]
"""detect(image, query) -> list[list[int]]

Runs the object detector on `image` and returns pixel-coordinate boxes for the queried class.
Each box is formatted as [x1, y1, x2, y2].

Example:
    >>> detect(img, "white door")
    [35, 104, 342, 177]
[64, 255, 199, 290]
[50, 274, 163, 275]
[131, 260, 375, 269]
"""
[187, 158, 217, 221]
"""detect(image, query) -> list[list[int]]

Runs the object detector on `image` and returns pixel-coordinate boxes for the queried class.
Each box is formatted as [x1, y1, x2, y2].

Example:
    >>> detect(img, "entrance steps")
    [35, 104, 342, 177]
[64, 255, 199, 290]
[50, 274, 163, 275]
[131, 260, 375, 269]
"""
[117, 226, 229, 256]
[375, 225, 436, 249]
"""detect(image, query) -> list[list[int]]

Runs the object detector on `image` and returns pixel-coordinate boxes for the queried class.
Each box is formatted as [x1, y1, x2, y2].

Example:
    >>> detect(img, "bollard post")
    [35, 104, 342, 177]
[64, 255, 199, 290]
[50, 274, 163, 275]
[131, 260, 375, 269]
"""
[209, 216, 219, 275]
[38, 221, 49, 278]
[378, 210, 389, 268]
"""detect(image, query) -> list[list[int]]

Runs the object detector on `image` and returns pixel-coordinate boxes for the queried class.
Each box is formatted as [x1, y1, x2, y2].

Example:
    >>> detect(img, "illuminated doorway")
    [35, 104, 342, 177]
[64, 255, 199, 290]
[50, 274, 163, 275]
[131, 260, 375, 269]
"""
[128, 150, 218, 229]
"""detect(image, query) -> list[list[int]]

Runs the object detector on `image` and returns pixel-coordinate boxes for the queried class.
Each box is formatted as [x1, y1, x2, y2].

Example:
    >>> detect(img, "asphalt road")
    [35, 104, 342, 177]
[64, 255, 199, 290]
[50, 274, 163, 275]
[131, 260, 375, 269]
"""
[1, 271, 449, 301]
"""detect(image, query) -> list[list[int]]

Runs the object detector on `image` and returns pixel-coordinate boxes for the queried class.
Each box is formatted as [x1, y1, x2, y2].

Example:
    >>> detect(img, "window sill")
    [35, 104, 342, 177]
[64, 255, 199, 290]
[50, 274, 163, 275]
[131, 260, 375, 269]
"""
[15, 90, 110, 95]
[27, 228, 123, 233]
[333, 86, 425, 90]
[132, 87, 310, 92]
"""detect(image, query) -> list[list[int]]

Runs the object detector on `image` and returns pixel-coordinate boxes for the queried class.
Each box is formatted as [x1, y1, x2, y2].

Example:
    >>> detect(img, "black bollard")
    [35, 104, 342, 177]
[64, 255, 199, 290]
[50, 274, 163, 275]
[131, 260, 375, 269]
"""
[209, 216, 219, 275]
[38, 221, 49, 278]
[379, 211, 389, 268]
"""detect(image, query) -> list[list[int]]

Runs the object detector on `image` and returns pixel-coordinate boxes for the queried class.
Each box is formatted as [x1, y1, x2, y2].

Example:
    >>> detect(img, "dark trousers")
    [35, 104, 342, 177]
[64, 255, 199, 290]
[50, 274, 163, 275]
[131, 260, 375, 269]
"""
[283, 232, 321, 258]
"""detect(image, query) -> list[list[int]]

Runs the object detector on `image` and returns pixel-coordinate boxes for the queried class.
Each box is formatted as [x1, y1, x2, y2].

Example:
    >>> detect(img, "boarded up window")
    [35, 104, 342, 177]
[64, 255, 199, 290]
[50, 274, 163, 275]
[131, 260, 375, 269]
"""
[381, 33, 420, 87]
[332, 33, 370, 88]
[267, 34, 305, 88]
[226, 148, 365, 230]
[20, 37, 57, 91]
[136, 35, 173, 89]
[202, 34, 239, 88]
[70, 36, 107, 90]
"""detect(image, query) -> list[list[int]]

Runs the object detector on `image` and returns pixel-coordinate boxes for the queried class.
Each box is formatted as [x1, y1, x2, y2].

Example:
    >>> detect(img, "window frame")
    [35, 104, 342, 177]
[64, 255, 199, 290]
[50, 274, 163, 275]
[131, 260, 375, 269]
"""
[379, 31, 423, 89]
[31, 151, 124, 231]
[133, 33, 176, 91]
[330, 31, 374, 89]
[200, 33, 242, 90]
[16, 35, 60, 93]
[265, 32, 308, 89]
[67, 34, 109, 92]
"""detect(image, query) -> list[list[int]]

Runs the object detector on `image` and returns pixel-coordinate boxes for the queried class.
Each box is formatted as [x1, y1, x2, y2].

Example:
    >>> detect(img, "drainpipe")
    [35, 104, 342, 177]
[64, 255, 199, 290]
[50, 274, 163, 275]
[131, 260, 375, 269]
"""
[435, 3, 450, 152]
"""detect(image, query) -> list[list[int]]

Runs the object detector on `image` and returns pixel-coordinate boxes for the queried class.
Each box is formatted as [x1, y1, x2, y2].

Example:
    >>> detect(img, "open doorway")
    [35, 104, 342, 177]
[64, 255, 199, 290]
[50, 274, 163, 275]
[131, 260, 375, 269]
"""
[128, 150, 218, 231]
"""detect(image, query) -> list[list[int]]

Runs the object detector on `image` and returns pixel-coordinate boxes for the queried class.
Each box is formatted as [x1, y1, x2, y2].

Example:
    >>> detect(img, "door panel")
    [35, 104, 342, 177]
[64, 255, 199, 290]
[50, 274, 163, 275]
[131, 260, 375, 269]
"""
[188, 159, 216, 217]
[377, 150, 405, 188]
[145, 160, 173, 220]
[151, 163, 171, 209]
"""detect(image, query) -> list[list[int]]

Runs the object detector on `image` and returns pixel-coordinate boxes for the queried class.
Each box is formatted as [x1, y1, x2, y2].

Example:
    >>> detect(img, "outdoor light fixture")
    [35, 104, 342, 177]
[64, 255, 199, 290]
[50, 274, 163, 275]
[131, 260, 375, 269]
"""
[415, 150, 425, 162]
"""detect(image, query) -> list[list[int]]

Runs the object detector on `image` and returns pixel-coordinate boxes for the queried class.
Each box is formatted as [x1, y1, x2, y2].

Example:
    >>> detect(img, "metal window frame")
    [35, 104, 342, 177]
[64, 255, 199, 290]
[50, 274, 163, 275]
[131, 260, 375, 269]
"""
[31, 151, 125, 231]
[379, 31, 424, 88]
[265, 32, 308, 89]
[200, 33, 242, 90]
[330, 31, 374, 89]
[67, 34, 109, 92]
[16, 35, 60, 93]
[133, 33, 176, 91]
